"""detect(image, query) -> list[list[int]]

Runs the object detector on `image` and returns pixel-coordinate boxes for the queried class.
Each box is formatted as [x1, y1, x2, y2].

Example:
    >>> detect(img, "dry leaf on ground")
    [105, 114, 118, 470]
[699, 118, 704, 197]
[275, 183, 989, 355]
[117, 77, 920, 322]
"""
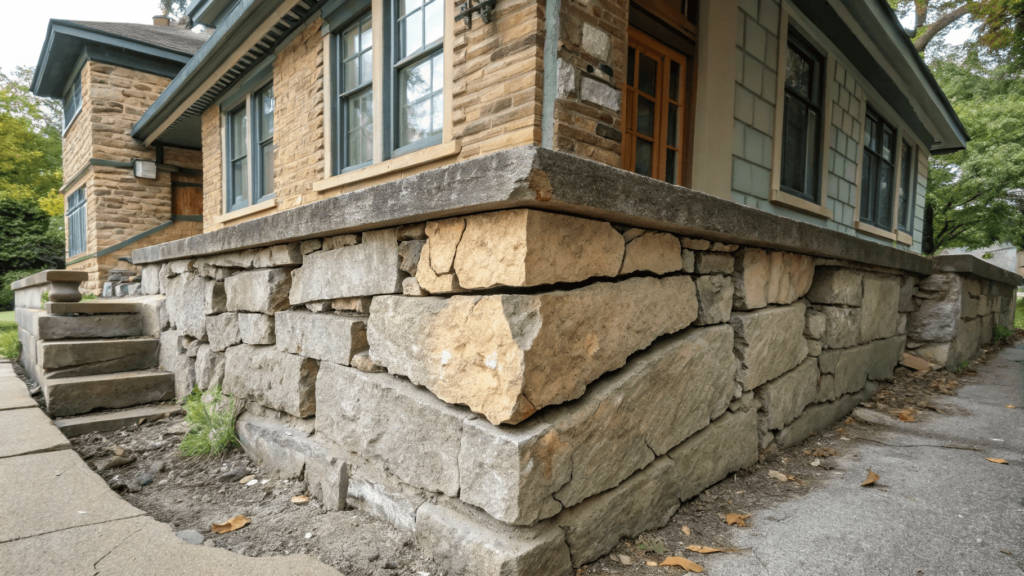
[211, 515, 250, 534]
[681, 526, 691, 536]
[645, 561, 658, 566]
[238, 475, 255, 484]
[291, 495, 310, 505]
[861, 470, 880, 486]
[661, 556, 704, 572]
[725, 513, 750, 527]
[897, 409, 915, 422]
[986, 458, 1009, 465]
[768, 470, 788, 482]
[1008, 405, 1016, 409]
[685, 545, 745, 554]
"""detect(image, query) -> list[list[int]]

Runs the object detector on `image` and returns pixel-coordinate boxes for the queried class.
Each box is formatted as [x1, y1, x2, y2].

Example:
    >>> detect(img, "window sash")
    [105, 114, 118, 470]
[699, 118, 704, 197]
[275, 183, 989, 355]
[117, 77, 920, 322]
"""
[67, 188, 87, 257]
[253, 83, 275, 203]
[226, 105, 249, 212]
[395, 48, 443, 151]
[897, 142, 916, 232]
[859, 108, 897, 230]
[63, 77, 82, 132]
[338, 12, 375, 172]
[779, 31, 824, 203]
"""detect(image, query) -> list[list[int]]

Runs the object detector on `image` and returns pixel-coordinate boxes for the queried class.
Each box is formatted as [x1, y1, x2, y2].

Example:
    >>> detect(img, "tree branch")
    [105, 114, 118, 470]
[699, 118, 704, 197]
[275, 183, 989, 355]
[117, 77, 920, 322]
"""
[915, 0, 929, 31]
[914, 4, 973, 51]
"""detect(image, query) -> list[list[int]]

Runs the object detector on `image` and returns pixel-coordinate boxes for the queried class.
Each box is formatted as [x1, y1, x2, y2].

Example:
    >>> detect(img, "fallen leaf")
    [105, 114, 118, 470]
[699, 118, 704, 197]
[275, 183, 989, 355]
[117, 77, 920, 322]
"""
[685, 545, 745, 554]
[211, 515, 250, 534]
[1001, 549, 1013, 555]
[1008, 405, 1016, 409]
[812, 447, 837, 458]
[661, 556, 704, 572]
[861, 470, 880, 486]
[725, 513, 750, 527]
[898, 409, 915, 422]
[291, 495, 310, 505]
[986, 458, 1009, 465]
[844, 417, 855, 424]
[645, 561, 658, 566]
[238, 475, 256, 484]
[768, 470, 788, 482]
[681, 526, 691, 536]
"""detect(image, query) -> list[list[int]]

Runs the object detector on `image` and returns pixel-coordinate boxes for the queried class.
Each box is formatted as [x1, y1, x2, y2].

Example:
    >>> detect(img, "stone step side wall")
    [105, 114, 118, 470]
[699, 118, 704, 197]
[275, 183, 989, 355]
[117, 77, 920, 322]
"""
[142, 207, 1017, 576]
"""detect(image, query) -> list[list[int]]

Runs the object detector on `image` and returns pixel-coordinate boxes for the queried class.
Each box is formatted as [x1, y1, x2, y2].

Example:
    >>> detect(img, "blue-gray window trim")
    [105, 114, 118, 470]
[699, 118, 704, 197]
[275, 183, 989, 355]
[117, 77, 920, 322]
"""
[225, 103, 250, 213]
[390, 0, 443, 158]
[221, 65, 275, 213]
[897, 140, 917, 233]
[332, 8, 375, 175]
[62, 73, 83, 135]
[252, 82, 276, 204]
[66, 188, 87, 257]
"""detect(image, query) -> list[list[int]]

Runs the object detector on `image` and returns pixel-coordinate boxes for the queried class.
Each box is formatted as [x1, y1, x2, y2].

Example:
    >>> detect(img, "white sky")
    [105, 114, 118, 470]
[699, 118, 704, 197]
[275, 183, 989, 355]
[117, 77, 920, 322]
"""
[0, 1, 172, 75]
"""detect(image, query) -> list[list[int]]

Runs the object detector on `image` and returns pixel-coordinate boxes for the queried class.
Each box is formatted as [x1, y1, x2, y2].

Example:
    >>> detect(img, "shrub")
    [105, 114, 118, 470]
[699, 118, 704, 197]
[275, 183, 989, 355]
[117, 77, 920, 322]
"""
[993, 324, 1013, 344]
[0, 329, 20, 360]
[179, 385, 240, 456]
[0, 268, 43, 311]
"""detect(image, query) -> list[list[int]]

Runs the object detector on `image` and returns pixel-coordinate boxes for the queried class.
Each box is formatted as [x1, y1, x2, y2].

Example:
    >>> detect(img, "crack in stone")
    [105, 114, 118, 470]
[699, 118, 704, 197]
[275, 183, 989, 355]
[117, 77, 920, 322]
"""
[0, 513, 146, 545]
[92, 525, 143, 574]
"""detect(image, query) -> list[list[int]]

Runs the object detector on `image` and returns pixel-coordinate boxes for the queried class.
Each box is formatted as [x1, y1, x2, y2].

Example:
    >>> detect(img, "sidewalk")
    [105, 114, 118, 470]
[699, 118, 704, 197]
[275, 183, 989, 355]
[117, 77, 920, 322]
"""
[695, 344, 1024, 575]
[0, 361, 342, 576]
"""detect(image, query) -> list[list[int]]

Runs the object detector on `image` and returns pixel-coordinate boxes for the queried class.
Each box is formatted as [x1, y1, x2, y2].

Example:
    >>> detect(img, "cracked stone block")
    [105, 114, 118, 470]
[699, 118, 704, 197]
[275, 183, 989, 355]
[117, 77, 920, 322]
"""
[695, 275, 734, 325]
[816, 305, 862, 349]
[290, 228, 402, 305]
[275, 310, 367, 366]
[730, 301, 808, 391]
[768, 252, 814, 305]
[732, 248, 770, 310]
[619, 232, 682, 276]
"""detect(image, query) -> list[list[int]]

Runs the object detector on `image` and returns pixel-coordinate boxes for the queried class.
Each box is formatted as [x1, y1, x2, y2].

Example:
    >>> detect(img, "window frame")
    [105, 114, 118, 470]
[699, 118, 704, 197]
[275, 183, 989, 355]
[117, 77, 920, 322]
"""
[896, 140, 916, 233]
[66, 188, 87, 258]
[390, 0, 445, 158]
[221, 77, 276, 214]
[62, 74, 83, 135]
[335, 10, 375, 174]
[779, 28, 825, 204]
[858, 105, 897, 231]
[252, 81, 276, 204]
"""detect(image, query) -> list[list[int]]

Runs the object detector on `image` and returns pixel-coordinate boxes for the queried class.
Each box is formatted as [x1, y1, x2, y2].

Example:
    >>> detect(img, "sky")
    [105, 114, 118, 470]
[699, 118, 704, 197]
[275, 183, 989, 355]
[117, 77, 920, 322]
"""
[0, 1, 177, 75]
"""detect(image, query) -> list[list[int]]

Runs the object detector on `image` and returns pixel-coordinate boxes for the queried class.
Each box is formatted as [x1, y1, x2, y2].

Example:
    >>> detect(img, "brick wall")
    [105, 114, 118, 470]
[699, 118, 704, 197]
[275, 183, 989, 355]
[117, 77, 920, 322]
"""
[201, 107, 223, 232]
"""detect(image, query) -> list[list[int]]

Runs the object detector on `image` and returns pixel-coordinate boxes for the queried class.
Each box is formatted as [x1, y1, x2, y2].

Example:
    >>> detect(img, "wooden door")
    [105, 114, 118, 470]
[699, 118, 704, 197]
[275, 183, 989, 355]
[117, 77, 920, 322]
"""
[622, 27, 690, 185]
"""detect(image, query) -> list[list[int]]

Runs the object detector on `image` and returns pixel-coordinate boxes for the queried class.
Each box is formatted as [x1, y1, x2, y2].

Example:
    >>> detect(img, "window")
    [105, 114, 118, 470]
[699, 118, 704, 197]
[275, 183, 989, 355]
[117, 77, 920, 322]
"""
[224, 82, 275, 212]
[859, 107, 896, 230]
[394, 0, 444, 152]
[66, 188, 87, 257]
[897, 141, 916, 232]
[63, 75, 82, 133]
[780, 30, 824, 203]
[338, 12, 374, 171]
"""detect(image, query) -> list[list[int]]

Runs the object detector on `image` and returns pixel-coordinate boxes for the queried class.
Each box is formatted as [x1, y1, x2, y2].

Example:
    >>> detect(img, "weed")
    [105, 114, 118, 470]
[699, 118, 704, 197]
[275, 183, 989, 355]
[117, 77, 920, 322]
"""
[0, 329, 19, 360]
[81, 293, 97, 301]
[179, 384, 240, 456]
[954, 360, 970, 374]
[40, 291, 49, 307]
[993, 324, 1013, 344]
[1015, 297, 1024, 330]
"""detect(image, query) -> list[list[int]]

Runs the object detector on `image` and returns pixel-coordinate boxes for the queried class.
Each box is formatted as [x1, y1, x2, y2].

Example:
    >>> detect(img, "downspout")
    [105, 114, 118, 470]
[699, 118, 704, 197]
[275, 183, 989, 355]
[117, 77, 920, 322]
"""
[540, 0, 561, 149]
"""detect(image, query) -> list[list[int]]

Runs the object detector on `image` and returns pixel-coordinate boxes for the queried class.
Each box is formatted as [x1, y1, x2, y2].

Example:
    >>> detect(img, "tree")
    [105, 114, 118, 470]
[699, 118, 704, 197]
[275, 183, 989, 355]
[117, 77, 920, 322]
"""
[925, 47, 1024, 251]
[887, 0, 1024, 56]
[157, 0, 189, 18]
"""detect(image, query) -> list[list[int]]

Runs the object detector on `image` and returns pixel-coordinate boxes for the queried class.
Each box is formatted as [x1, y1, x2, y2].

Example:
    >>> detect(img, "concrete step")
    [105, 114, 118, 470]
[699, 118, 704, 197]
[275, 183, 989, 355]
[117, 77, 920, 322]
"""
[46, 302, 142, 315]
[53, 403, 182, 437]
[42, 369, 175, 418]
[33, 313, 143, 340]
[38, 338, 160, 379]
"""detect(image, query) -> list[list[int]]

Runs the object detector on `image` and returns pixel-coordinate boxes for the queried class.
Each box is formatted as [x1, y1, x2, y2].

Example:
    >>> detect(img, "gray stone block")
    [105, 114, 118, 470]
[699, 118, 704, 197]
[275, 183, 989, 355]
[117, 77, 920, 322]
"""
[206, 313, 240, 352]
[223, 345, 318, 417]
[806, 267, 863, 306]
[694, 252, 735, 274]
[238, 313, 275, 345]
[195, 344, 225, 390]
[908, 273, 962, 343]
[730, 302, 808, 390]
[580, 77, 620, 111]
[174, 353, 196, 398]
[860, 276, 900, 342]
[289, 228, 403, 305]
[225, 269, 291, 315]
[42, 370, 174, 418]
[818, 336, 905, 400]
[204, 281, 227, 315]
[695, 274, 734, 325]
[732, 247, 770, 310]
[816, 305, 862, 349]
[805, 308, 826, 339]
[416, 503, 573, 576]
[775, 381, 879, 448]
[756, 358, 820, 430]
[253, 242, 302, 267]
[34, 314, 142, 340]
[141, 264, 161, 295]
[275, 310, 367, 366]
[158, 329, 180, 371]
[38, 338, 160, 376]
[165, 273, 209, 339]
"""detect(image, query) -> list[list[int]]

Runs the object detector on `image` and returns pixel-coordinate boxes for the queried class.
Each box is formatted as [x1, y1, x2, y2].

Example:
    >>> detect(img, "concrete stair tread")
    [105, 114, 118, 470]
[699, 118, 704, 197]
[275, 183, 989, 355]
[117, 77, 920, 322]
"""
[43, 369, 175, 418]
[53, 403, 182, 437]
[46, 302, 143, 315]
[43, 369, 173, 386]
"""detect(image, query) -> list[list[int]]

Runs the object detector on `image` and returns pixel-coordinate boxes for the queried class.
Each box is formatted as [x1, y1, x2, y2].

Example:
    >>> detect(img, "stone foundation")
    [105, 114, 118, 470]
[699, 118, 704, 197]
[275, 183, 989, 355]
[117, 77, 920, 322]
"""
[130, 197, 1017, 575]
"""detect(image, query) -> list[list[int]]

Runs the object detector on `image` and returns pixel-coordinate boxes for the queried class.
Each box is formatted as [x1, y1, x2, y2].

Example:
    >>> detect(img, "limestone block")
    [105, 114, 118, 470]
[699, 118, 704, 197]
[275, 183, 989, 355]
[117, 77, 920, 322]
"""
[775, 381, 879, 448]
[694, 252, 734, 275]
[253, 242, 302, 267]
[619, 232, 682, 275]
[452, 209, 625, 289]
[351, 351, 386, 373]
[398, 240, 426, 275]
[729, 390, 761, 413]
[556, 409, 758, 567]
[304, 301, 333, 313]
[165, 273, 209, 339]
[167, 260, 194, 276]
[817, 336, 905, 400]
[899, 276, 917, 313]
[275, 310, 367, 366]
[195, 249, 257, 270]
[912, 341, 951, 367]
[816, 305, 862, 349]
[141, 264, 161, 295]
[322, 234, 359, 251]
[415, 504, 573, 576]
[681, 237, 711, 250]
[204, 281, 226, 315]
[756, 358, 820, 430]
[425, 218, 465, 274]
[402, 277, 425, 296]
[898, 314, 908, 335]
[768, 252, 814, 305]
[681, 249, 695, 273]
[860, 276, 900, 342]
[206, 313, 240, 352]
[237, 313, 275, 345]
[907, 273, 962, 343]
[38, 339, 159, 377]
[806, 267, 863, 306]
[223, 345, 318, 417]
[315, 363, 469, 496]
[730, 302, 808, 391]
[807, 339, 822, 356]
[695, 275, 733, 325]
[460, 325, 736, 525]
[399, 222, 427, 240]
[368, 276, 698, 424]
[34, 314, 141, 340]
[804, 309, 826, 339]
[415, 241, 467, 295]
[946, 317, 981, 369]
[225, 269, 291, 314]
[332, 296, 373, 314]
[195, 344, 225, 390]
[136, 296, 167, 337]
[731, 248, 770, 310]
[300, 239, 322, 254]
[174, 353, 195, 398]
[290, 228, 403, 304]
[158, 329, 180, 371]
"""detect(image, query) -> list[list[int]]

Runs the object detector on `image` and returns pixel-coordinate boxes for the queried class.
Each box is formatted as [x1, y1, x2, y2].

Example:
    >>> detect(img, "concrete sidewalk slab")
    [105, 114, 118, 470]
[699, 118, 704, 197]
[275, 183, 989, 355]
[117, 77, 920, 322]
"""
[0, 368, 37, 411]
[0, 515, 342, 576]
[0, 450, 143, 543]
[0, 407, 71, 459]
[696, 344, 1024, 576]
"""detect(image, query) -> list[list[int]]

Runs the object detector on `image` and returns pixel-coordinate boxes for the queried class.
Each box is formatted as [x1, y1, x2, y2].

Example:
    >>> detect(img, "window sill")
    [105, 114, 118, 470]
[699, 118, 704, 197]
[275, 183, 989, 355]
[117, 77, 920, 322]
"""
[769, 189, 833, 220]
[896, 230, 913, 246]
[215, 198, 278, 224]
[855, 221, 898, 242]
[314, 140, 462, 194]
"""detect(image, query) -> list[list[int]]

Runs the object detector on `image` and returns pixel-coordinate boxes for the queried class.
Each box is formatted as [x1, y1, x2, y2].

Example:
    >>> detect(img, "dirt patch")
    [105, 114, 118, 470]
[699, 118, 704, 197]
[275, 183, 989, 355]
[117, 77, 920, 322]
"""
[71, 417, 441, 576]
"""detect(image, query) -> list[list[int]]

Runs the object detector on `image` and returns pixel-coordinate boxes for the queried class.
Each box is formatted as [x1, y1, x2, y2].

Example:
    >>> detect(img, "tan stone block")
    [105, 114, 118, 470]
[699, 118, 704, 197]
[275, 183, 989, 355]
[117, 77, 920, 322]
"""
[767, 252, 815, 305]
[424, 217, 466, 274]
[619, 232, 682, 275]
[732, 248, 770, 311]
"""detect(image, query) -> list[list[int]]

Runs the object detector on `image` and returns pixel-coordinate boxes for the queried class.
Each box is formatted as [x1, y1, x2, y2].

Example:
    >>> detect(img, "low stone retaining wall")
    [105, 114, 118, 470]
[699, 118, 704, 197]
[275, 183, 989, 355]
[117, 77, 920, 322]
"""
[132, 203, 1017, 574]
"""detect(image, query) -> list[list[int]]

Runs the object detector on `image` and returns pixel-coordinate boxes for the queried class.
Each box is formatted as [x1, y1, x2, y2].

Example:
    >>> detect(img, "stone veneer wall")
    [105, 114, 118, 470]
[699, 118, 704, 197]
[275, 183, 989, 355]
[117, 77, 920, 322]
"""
[140, 206, 1017, 575]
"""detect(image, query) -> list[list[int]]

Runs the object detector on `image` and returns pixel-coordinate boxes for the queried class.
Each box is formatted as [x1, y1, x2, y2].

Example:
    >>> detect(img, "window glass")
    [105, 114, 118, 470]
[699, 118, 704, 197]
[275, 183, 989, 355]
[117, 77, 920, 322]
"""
[897, 142, 915, 231]
[399, 0, 441, 59]
[228, 106, 249, 209]
[340, 13, 374, 169]
[398, 50, 443, 147]
[859, 107, 898, 230]
[66, 188, 87, 257]
[63, 76, 82, 131]
[779, 30, 824, 202]
[256, 84, 275, 201]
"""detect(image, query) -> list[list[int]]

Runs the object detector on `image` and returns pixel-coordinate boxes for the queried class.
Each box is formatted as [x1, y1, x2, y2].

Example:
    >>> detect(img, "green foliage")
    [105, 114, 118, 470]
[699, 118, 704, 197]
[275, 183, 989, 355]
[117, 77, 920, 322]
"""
[179, 385, 240, 456]
[1016, 297, 1024, 330]
[0, 268, 43, 311]
[81, 293, 97, 301]
[993, 324, 1013, 344]
[925, 47, 1024, 251]
[955, 360, 970, 373]
[0, 196, 65, 274]
[157, 0, 189, 18]
[40, 291, 48, 307]
[0, 328, 19, 360]
[886, 0, 1024, 58]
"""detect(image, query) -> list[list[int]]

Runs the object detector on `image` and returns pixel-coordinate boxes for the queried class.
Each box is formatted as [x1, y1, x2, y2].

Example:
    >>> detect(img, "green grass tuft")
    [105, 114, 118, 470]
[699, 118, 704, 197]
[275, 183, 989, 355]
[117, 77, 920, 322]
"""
[0, 328, 20, 360]
[1015, 297, 1024, 331]
[179, 384, 240, 457]
[81, 293, 98, 301]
